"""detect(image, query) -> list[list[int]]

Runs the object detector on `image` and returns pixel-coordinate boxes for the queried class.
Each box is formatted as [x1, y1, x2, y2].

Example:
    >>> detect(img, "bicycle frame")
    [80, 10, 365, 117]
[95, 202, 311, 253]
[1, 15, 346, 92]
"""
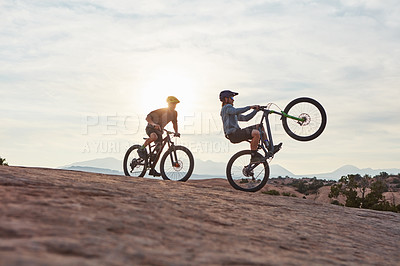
[147, 130, 178, 171]
[257, 108, 304, 158]
[242, 109, 290, 176]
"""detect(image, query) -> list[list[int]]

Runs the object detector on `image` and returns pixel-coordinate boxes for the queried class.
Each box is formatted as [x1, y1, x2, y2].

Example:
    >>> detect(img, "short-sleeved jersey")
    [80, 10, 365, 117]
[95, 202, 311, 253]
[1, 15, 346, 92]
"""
[147, 108, 178, 129]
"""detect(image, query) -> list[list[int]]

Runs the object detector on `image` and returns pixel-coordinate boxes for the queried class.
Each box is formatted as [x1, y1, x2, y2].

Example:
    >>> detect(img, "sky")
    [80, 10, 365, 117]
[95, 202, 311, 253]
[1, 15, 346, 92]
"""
[1, 0, 399, 175]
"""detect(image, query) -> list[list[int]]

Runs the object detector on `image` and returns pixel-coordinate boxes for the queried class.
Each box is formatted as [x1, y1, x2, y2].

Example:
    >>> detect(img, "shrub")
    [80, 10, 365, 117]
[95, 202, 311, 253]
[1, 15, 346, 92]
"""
[282, 192, 296, 197]
[0, 157, 8, 166]
[392, 178, 400, 184]
[329, 174, 399, 213]
[262, 190, 280, 196]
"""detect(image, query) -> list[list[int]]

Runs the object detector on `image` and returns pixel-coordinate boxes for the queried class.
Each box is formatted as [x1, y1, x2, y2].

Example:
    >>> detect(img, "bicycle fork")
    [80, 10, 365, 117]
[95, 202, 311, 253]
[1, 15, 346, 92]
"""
[167, 142, 180, 168]
[259, 110, 276, 157]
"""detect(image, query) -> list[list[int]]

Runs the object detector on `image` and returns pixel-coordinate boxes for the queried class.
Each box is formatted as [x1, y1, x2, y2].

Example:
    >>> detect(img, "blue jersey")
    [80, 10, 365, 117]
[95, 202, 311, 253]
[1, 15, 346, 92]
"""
[220, 104, 258, 135]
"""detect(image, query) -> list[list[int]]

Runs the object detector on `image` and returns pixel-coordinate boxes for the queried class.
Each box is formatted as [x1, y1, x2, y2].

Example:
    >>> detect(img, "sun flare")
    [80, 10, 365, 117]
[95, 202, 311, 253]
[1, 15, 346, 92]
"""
[139, 67, 198, 116]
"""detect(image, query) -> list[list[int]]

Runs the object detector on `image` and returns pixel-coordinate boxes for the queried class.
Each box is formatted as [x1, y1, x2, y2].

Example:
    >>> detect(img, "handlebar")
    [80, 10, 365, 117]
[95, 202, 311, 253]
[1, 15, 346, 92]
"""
[164, 129, 180, 137]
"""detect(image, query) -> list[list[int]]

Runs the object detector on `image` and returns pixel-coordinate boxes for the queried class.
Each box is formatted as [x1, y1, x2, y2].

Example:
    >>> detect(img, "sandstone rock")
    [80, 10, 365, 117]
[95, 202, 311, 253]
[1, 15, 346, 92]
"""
[1, 166, 399, 265]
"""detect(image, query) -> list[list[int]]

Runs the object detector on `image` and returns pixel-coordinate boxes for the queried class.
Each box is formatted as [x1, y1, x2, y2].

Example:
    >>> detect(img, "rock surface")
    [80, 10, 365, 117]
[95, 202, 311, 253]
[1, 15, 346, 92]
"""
[1, 166, 399, 265]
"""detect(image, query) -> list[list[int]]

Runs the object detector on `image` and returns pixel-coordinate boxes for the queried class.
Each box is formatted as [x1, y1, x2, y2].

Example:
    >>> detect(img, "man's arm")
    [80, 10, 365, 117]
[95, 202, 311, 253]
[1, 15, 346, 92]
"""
[237, 106, 260, 122]
[173, 120, 178, 134]
[225, 105, 251, 115]
[172, 111, 180, 136]
[146, 114, 161, 130]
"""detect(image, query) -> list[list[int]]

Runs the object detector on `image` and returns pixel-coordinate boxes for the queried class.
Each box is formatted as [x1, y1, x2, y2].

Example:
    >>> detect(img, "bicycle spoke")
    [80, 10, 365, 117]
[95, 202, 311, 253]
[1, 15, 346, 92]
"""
[282, 98, 327, 141]
[123, 145, 147, 177]
[160, 146, 194, 181]
[227, 151, 269, 192]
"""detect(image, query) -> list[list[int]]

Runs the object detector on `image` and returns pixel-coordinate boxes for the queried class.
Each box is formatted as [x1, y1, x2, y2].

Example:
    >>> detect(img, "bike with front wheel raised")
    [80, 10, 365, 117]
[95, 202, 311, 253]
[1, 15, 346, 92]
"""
[226, 97, 327, 192]
[123, 129, 194, 181]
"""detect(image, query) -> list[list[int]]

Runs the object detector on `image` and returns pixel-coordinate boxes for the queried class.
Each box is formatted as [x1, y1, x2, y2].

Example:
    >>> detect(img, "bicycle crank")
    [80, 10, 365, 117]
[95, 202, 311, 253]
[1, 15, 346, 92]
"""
[242, 165, 254, 178]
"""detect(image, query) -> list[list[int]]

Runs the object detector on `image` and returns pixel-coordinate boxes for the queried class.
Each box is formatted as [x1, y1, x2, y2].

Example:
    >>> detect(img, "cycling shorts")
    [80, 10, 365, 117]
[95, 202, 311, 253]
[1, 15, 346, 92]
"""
[226, 125, 258, 144]
[145, 124, 163, 143]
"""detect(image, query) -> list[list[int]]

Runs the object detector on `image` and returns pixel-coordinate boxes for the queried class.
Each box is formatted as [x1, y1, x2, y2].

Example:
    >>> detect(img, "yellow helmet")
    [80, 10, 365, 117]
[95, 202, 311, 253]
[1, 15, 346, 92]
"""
[166, 96, 180, 104]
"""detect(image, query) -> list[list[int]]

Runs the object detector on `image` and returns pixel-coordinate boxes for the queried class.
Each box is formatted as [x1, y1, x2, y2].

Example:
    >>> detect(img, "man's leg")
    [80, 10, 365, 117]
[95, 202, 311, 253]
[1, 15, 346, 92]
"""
[147, 133, 162, 176]
[258, 124, 283, 154]
[250, 129, 264, 163]
[138, 133, 158, 159]
[140, 132, 162, 176]
[143, 132, 158, 147]
[250, 129, 260, 150]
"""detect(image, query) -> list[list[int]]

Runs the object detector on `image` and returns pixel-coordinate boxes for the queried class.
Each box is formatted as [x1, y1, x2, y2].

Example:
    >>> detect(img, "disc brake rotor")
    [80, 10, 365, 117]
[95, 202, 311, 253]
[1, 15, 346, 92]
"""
[298, 113, 311, 126]
[173, 160, 183, 171]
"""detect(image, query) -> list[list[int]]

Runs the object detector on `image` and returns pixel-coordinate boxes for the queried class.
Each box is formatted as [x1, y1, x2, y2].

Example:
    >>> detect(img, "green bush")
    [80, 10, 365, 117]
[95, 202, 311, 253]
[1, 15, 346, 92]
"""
[331, 200, 342, 206]
[289, 178, 324, 194]
[329, 174, 399, 213]
[0, 157, 8, 166]
[262, 190, 280, 196]
[392, 178, 400, 184]
[282, 192, 296, 197]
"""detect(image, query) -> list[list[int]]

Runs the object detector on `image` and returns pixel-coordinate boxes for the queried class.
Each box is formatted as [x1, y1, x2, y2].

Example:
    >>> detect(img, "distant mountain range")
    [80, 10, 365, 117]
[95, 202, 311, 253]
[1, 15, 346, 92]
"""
[62, 166, 123, 176]
[60, 157, 400, 180]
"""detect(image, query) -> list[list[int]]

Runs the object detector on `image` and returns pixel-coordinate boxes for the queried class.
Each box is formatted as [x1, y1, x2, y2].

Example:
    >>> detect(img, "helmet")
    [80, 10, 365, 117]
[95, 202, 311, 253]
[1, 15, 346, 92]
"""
[166, 96, 180, 104]
[219, 90, 238, 102]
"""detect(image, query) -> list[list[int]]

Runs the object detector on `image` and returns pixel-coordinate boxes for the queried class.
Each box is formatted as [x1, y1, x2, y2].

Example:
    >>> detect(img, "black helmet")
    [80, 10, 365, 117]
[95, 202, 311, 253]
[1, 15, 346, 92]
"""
[219, 90, 238, 101]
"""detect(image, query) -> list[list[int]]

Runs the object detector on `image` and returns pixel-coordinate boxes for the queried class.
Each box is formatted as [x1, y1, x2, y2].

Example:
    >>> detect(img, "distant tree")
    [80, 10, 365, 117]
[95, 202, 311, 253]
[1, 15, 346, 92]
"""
[360, 175, 371, 202]
[296, 180, 308, 194]
[308, 177, 324, 194]
[362, 179, 388, 209]
[329, 175, 361, 208]
[0, 156, 8, 166]
[330, 174, 399, 213]
[377, 172, 389, 179]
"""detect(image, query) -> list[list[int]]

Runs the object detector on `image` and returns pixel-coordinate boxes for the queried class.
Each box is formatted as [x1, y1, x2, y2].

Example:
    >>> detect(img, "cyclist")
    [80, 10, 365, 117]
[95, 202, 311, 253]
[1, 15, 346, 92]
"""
[219, 90, 282, 163]
[137, 96, 181, 176]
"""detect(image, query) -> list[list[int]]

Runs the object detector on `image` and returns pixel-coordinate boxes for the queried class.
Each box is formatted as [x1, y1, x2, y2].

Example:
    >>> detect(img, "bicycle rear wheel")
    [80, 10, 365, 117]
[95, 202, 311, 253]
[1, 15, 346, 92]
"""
[160, 145, 194, 181]
[123, 145, 147, 177]
[282, 97, 327, 141]
[226, 150, 269, 192]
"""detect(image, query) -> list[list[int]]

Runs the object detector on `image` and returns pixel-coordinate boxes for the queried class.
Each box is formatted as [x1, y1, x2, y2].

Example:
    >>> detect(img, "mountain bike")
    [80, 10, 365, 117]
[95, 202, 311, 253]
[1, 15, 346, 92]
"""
[123, 129, 194, 181]
[226, 97, 327, 192]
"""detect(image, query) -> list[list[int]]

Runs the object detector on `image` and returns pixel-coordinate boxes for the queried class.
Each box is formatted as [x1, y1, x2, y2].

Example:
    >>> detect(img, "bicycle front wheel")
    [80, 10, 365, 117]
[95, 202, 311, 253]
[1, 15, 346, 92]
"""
[226, 150, 269, 192]
[282, 97, 327, 141]
[160, 145, 194, 181]
[123, 145, 147, 177]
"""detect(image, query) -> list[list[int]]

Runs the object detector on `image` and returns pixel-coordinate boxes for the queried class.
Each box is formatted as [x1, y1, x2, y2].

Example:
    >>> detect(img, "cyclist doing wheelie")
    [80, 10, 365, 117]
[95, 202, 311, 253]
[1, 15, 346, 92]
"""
[137, 96, 181, 176]
[219, 90, 282, 163]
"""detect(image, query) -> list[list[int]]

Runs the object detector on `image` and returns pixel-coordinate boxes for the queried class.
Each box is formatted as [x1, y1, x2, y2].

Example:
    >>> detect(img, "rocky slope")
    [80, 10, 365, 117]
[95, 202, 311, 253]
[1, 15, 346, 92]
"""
[1, 166, 399, 265]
